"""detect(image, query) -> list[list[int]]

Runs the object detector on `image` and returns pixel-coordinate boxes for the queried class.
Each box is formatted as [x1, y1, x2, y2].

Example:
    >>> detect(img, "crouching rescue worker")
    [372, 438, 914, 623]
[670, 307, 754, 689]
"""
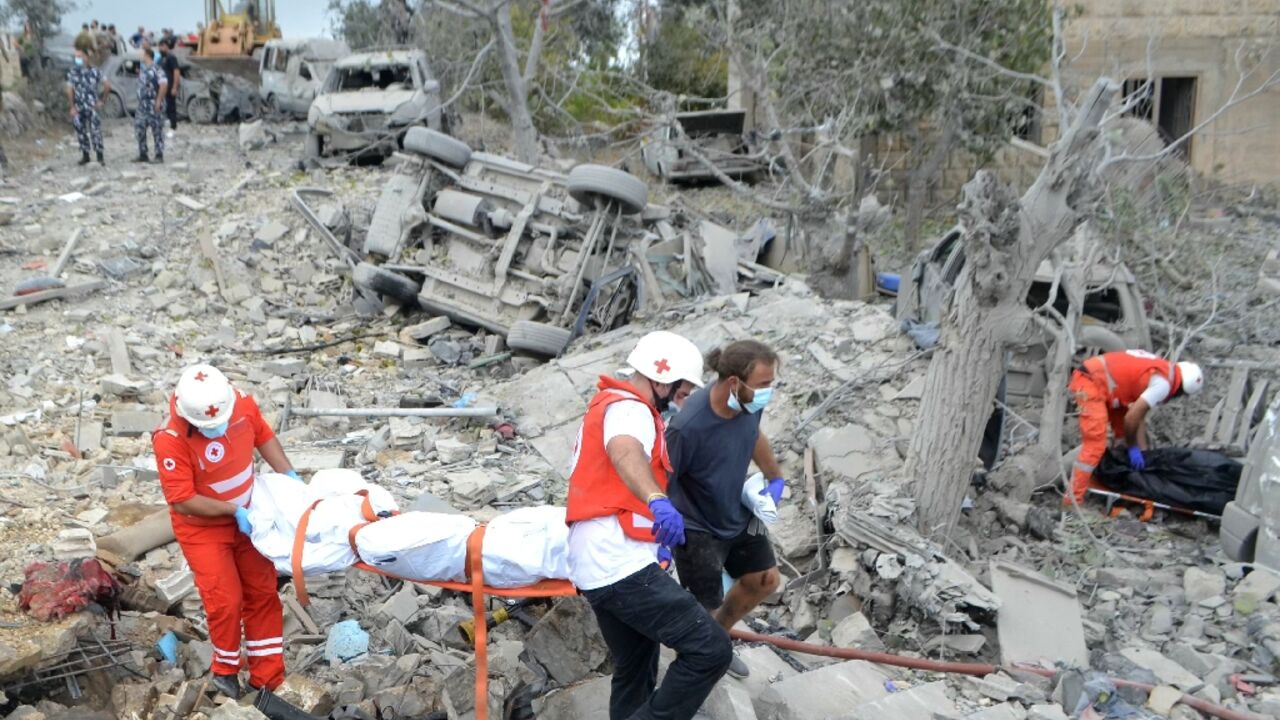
[1067, 350, 1204, 504]
[565, 331, 732, 720]
[152, 364, 302, 699]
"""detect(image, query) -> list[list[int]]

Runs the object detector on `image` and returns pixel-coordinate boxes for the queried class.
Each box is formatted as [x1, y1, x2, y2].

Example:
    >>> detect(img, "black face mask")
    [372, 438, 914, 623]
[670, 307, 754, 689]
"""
[652, 382, 674, 414]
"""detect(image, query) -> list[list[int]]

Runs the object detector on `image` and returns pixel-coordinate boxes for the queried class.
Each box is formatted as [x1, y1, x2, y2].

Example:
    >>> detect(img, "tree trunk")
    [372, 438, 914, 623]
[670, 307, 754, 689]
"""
[908, 78, 1121, 540]
[493, 5, 540, 164]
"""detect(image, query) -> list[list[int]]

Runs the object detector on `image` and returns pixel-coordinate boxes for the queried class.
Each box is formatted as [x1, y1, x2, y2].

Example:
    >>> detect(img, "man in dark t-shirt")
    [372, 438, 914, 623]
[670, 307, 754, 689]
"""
[666, 339, 784, 679]
[158, 39, 182, 132]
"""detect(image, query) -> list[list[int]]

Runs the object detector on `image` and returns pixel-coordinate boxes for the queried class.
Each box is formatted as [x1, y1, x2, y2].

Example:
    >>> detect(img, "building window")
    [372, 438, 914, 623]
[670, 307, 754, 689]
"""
[1123, 76, 1196, 158]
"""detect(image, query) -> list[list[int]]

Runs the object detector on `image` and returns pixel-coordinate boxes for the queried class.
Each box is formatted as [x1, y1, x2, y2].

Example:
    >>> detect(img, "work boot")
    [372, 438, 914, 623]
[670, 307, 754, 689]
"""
[78, 152, 90, 165]
[209, 673, 242, 699]
[133, 153, 150, 163]
[96, 150, 105, 165]
[153, 153, 164, 164]
[726, 650, 751, 679]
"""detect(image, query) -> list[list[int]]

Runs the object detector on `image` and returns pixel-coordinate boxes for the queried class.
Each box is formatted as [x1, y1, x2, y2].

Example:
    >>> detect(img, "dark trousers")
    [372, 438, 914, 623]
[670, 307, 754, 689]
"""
[582, 564, 732, 720]
[165, 95, 178, 130]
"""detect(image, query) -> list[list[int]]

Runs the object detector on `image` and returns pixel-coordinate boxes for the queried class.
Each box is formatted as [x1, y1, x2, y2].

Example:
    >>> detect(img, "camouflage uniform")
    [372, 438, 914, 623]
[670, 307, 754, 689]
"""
[135, 61, 167, 159]
[65, 64, 105, 157]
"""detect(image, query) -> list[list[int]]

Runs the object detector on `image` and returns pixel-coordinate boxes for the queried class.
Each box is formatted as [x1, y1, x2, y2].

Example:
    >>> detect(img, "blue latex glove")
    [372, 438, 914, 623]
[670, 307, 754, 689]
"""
[648, 498, 686, 547]
[1127, 446, 1146, 471]
[234, 507, 253, 535]
[285, 469, 302, 482]
[761, 477, 785, 506]
[656, 545, 673, 570]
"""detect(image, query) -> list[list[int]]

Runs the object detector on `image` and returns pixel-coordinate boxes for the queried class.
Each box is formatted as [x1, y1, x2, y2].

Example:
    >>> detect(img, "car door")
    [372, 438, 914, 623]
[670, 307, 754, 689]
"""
[285, 56, 316, 115]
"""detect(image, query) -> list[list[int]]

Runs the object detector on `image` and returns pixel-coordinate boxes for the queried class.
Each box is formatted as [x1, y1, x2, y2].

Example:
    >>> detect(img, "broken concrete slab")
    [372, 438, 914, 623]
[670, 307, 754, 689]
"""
[990, 561, 1088, 668]
[524, 596, 609, 685]
[263, 358, 305, 377]
[965, 703, 1028, 720]
[74, 420, 103, 454]
[1232, 567, 1280, 609]
[534, 675, 612, 718]
[375, 583, 419, 626]
[807, 423, 896, 481]
[753, 660, 891, 720]
[155, 567, 195, 605]
[702, 680, 758, 720]
[400, 316, 452, 344]
[1184, 566, 1226, 605]
[846, 680, 956, 720]
[108, 410, 163, 437]
[830, 611, 885, 652]
[1118, 647, 1203, 691]
[51, 528, 95, 561]
[100, 374, 151, 397]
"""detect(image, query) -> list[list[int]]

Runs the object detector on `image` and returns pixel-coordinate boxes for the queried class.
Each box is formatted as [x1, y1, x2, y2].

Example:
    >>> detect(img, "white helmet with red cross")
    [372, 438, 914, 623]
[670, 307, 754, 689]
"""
[627, 331, 705, 388]
[1177, 361, 1204, 396]
[175, 364, 236, 428]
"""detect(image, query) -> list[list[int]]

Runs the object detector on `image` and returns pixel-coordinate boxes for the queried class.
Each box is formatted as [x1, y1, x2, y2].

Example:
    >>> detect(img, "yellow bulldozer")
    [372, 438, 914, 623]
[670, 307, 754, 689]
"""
[191, 0, 281, 81]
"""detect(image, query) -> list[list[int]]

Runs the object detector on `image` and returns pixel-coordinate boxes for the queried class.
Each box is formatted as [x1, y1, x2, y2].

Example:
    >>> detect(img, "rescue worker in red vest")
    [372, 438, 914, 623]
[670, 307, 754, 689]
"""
[565, 331, 733, 720]
[1067, 350, 1205, 504]
[152, 364, 300, 699]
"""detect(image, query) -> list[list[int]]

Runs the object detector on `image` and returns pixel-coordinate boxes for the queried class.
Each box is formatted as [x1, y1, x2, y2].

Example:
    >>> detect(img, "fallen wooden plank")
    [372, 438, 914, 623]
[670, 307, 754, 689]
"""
[0, 280, 106, 311]
[50, 228, 84, 278]
[1235, 379, 1270, 451]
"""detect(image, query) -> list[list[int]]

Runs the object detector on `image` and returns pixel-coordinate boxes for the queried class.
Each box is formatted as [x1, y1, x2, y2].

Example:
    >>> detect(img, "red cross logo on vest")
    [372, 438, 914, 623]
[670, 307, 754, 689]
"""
[204, 441, 225, 463]
[205, 404, 219, 418]
[654, 358, 670, 374]
[194, 371, 207, 382]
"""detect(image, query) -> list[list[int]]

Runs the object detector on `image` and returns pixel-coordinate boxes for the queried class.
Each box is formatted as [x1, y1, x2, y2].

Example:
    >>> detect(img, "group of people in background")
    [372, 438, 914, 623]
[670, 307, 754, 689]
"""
[67, 20, 185, 165]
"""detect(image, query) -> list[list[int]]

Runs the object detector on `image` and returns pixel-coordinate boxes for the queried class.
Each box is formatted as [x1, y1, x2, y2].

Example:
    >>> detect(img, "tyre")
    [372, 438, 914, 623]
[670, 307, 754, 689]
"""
[403, 127, 471, 167]
[353, 262, 420, 305]
[104, 92, 127, 119]
[305, 131, 323, 160]
[567, 164, 648, 215]
[187, 96, 216, 124]
[506, 321, 573, 357]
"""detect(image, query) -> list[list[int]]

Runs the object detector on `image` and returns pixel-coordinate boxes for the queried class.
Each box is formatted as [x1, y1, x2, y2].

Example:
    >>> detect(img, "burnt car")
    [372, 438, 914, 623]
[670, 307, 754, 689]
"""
[897, 225, 1153, 397]
[101, 56, 260, 123]
[640, 109, 766, 183]
[1221, 394, 1280, 571]
[351, 128, 655, 357]
[306, 49, 444, 161]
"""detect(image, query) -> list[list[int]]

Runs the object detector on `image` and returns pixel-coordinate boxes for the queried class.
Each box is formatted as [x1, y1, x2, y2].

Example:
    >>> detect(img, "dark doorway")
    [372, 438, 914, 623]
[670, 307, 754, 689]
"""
[1156, 76, 1196, 156]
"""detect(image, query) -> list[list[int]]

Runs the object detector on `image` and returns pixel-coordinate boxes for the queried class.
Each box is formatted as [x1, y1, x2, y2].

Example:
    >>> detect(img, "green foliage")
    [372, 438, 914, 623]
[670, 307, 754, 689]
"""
[328, 0, 413, 50]
[0, 0, 71, 46]
[641, 7, 726, 100]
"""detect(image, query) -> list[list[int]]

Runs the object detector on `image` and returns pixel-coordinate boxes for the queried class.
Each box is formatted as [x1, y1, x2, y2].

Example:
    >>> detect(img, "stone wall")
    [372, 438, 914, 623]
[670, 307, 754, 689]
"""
[0, 34, 22, 92]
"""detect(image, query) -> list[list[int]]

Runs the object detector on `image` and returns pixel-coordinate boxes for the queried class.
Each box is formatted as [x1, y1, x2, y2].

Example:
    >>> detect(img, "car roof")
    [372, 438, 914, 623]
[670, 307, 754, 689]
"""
[265, 38, 349, 59]
[334, 49, 422, 68]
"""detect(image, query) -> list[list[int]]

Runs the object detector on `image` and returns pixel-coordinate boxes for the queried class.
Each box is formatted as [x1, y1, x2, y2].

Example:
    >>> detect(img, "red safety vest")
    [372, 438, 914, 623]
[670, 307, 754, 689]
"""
[1084, 350, 1182, 409]
[565, 376, 670, 542]
[153, 390, 266, 533]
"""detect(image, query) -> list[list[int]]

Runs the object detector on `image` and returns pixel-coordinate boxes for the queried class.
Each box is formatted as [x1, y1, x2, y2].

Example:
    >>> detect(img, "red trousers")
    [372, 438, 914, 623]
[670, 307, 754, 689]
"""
[179, 525, 285, 690]
[1067, 369, 1126, 503]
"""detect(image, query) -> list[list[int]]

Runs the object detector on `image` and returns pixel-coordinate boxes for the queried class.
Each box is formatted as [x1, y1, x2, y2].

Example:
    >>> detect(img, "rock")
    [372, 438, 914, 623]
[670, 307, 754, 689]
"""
[807, 424, 896, 481]
[403, 347, 432, 368]
[263, 358, 305, 377]
[769, 504, 816, 559]
[100, 374, 151, 397]
[701, 680, 758, 720]
[375, 583, 418, 626]
[754, 660, 891, 720]
[373, 340, 402, 359]
[924, 633, 986, 654]
[534, 675, 612, 718]
[1025, 705, 1069, 720]
[1163, 642, 1215, 676]
[110, 682, 158, 720]
[524, 596, 609, 685]
[182, 640, 214, 679]
[51, 529, 96, 561]
[1184, 567, 1226, 605]
[109, 410, 163, 437]
[1118, 647, 1203, 691]
[847, 680, 956, 720]
[1147, 684, 1183, 716]
[401, 317, 452, 344]
[428, 337, 462, 365]
[238, 120, 274, 151]
[1233, 568, 1280, 610]
[276, 675, 336, 715]
[448, 468, 497, 507]
[830, 612, 885, 652]
[727, 645, 798, 702]
[255, 220, 289, 245]
[1148, 604, 1174, 635]
[209, 704, 267, 719]
[414, 605, 473, 649]
[434, 437, 474, 464]
[848, 312, 896, 343]
[966, 703, 1028, 720]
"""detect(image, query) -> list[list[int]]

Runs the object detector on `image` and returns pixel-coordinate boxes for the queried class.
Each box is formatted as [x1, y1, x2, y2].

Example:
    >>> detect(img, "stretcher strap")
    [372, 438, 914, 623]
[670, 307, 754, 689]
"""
[466, 525, 489, 720]
[292, 499, 325, 607]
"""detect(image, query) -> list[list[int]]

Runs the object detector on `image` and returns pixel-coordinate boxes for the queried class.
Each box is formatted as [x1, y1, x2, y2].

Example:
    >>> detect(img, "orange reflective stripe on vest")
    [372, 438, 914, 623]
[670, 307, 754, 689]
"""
[1084, 350, 1181, 410]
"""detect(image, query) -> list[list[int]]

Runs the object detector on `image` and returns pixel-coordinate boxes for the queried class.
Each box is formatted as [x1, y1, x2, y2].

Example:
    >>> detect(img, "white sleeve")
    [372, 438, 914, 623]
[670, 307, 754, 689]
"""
[1140, 375, 1172, 407]
[602, 401, 656, 459]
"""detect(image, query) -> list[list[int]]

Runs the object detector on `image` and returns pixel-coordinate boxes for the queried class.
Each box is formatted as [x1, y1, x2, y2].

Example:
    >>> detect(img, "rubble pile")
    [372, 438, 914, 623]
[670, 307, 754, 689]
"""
[1, 118, 1278, 720]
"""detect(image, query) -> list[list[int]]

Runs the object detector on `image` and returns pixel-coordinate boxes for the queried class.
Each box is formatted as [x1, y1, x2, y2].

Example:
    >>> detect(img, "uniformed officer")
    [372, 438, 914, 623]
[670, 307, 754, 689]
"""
[64, 48, 109, 166]
[134, 47, 167, 163]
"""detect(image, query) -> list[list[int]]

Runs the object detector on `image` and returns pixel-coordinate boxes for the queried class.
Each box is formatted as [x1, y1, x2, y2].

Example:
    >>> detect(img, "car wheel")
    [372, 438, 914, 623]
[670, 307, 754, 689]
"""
[187, 96, 216, 124]
[567, 164, 648, 215]
[402, 127, 471, 167]
[104, 92, 127, 119]
[264, 94, 282, 120]
[305, 131, 324, 160]
[352, 262, 419, 305]
[506, 321, 573, 358]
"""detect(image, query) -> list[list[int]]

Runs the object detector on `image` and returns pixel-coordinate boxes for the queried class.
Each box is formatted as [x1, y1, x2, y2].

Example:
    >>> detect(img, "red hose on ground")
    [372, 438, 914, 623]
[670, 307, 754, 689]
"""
[729, 629, 1261, 720]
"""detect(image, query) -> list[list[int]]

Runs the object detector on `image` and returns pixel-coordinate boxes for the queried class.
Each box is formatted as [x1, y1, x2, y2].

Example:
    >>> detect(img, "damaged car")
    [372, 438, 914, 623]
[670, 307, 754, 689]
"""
[897, 225, 1153, 398]
[306, 49, 445, 161]
[640, 109, 767, 183]
[260, 38, 349, 119]
[102, 56, 260, 123]
[349, 127, 657, 356]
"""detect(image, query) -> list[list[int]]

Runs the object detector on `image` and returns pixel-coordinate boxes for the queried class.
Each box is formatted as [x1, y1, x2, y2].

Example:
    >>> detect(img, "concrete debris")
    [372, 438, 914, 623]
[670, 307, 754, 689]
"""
[238, 120, 277, 151]
[50, 528, 95, 561]
[755, 660, 891, 720]
[524, 596, 610, 685]
[990, 561, 1088, 668]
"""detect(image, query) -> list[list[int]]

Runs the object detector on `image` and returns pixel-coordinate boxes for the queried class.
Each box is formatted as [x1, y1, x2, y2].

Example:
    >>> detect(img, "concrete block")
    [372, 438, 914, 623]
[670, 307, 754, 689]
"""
[263, 358, 305, 377]
[525, 596, 609, 685]
[75, 420, 104, 454]
[52, 528, 96, 561]
[400, 316, 452, 344]
[156, 568, 195, 605]
[730, 645, 798, 701]
[374, 340, 402, 359]
[100, 374, 151, 397]
[435, 437, 474, 464]
[703, 680, 758, 720]
[847, 680, 956, 720]
[1233, 567, 1280, 608]
[402, 347, 432, 368]
[831, 611, 885, 652]
[287, 449, 347, 473]
[534, 675, 612, 718]
[966, 703, 1028, 720]
[375, 583, 419, 625]
[109, 410, 163, 437]
[1184, 567, 1226, 604]
[754, 660, 891, 720]
[1118, 647, 1203, 691]
[808, 424, 897, 481]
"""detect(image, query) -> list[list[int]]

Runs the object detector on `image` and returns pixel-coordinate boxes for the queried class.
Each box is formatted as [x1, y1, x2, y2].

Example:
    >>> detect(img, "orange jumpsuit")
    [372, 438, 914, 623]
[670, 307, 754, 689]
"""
[1067, 350, 1182, 503]
[153, 390, 285, 690]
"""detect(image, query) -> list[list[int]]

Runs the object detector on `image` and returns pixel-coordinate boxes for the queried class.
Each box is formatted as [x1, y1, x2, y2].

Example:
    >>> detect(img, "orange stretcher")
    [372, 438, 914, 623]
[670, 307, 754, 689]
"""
[1085, 484, 1221, 522]
[290, 497, 578, 720]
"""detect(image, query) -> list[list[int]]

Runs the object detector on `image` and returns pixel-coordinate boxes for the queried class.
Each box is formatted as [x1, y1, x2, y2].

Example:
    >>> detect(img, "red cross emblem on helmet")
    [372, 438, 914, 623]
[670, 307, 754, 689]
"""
[205, 404, 220, 418]
[194, 371, 207, 382]
[654, 358, 670, 374]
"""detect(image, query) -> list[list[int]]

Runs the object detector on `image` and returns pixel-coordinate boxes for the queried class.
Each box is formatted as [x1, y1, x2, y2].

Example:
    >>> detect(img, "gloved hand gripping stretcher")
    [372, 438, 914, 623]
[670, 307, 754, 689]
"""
[246, 469, 578, 720]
